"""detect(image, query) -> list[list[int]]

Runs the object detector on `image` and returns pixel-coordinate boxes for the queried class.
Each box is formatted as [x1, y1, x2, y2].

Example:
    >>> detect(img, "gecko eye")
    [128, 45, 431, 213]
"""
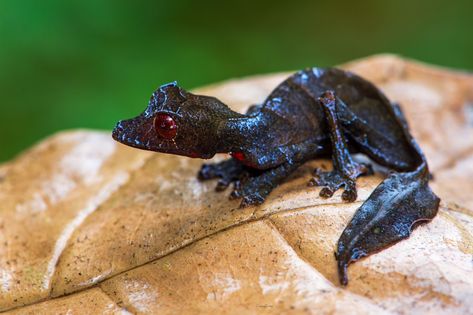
[154, 113, 177, 139]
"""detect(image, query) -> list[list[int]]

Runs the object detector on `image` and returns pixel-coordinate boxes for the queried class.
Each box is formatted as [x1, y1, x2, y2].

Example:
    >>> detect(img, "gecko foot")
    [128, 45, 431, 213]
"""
[199, 160, 302, 208]
[229, 177, 270, 208]
[198, 158, 251, 191]
[308, 163, 372, 202]
[199, 159, 266, 207]
[229, 161, 302, 208]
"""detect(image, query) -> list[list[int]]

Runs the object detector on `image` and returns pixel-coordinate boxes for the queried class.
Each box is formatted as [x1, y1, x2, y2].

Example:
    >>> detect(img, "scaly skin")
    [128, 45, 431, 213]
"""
[112, 68, 439, 285]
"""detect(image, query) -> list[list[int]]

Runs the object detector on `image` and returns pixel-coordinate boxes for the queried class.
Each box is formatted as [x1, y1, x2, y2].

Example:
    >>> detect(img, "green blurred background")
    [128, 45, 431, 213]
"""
[1, 0, 472, 162]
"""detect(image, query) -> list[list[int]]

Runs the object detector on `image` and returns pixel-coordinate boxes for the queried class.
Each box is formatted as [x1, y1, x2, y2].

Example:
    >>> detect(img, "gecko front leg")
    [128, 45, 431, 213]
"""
[198, 102, 264, 191]
[308, 91, 372, 202]
[230, 160, 305, 207]
[199, 158, 304, 207]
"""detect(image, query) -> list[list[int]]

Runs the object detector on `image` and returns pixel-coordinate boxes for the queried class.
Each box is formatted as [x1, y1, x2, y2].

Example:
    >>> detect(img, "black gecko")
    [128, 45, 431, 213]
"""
[112, 68, 440, 285]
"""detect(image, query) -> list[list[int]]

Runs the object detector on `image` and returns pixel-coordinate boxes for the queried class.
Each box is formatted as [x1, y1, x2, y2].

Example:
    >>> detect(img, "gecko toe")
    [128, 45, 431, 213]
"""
[360, 163, 374, 176]
[320, 187, 335, 198]
[342, 181, 357, 202]
[307, 177, 321, 187]
[229, 189, 241, 200]
[215, 179, 230, 191]
[240, 193, 265, 208]
[342, 189, 357, 202]
[198, 163, 215, 180]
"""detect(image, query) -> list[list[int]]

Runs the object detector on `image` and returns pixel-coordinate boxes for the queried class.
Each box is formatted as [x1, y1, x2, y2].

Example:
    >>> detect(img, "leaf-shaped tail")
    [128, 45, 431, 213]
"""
[335, 162, 440, 285]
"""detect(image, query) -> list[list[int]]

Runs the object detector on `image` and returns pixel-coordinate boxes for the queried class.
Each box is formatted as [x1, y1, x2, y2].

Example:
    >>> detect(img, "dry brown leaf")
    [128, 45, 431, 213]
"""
[1, 54, 472, 315]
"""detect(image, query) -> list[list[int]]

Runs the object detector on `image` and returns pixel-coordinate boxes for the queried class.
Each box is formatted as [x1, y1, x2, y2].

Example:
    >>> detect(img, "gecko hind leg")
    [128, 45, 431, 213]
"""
[308, 91, 373, 202]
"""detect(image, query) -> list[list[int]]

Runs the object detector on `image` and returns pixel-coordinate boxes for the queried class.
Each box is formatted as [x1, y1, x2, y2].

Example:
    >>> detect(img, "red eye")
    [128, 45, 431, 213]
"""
[154, 113, 177, 139]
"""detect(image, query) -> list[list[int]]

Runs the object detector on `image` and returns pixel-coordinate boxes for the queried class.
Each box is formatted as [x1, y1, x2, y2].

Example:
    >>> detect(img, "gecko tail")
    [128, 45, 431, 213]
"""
[335, 161, 439, 285]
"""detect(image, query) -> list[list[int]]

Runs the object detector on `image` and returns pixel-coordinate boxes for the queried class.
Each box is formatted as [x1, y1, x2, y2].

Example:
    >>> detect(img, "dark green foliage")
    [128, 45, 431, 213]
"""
[1, 0, 472, 161]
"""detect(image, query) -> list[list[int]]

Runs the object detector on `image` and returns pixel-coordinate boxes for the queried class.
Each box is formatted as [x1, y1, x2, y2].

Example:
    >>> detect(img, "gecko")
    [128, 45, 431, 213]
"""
[112, 68, 440, 285]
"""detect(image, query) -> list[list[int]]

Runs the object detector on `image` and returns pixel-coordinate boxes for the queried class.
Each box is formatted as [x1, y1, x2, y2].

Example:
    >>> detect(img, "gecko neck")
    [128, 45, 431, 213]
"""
[217, 115, 261, 154]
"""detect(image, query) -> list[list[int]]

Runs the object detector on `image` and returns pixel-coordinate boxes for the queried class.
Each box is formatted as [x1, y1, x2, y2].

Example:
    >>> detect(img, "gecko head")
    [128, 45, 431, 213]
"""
[112, 82, 237, 159]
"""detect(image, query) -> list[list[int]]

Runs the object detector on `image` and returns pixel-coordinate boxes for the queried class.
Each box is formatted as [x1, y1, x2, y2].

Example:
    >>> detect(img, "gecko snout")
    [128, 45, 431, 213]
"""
[112, 121, 122, 138]
[112, 120, 127, 141]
